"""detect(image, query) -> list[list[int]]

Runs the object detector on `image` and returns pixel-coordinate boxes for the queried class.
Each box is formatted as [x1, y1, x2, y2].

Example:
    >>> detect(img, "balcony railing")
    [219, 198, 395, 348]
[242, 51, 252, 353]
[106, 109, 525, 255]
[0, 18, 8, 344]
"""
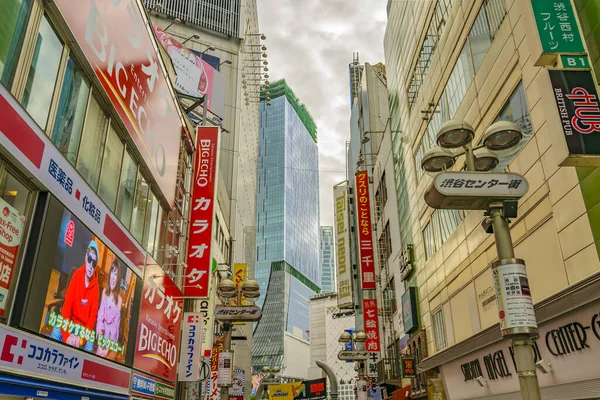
[144, 0, 241, 38]
[376, 358, 402, 385]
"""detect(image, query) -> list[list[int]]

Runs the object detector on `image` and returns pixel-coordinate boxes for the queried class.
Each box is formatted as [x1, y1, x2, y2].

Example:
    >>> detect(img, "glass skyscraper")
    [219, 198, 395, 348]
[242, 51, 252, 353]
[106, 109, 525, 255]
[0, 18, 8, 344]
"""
[253, 79, 321, 370]
[320, 226, 336, 292]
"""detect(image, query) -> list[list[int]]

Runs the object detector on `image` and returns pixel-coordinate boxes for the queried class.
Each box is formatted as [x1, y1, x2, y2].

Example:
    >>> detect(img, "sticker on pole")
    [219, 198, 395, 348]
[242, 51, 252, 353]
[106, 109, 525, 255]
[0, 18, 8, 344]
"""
[492, 260, 537, 336]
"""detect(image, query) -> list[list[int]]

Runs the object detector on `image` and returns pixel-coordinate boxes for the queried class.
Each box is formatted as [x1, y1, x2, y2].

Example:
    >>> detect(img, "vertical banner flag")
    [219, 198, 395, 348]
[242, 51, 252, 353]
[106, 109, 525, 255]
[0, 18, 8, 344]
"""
[186, 127, 220, 297]
[200, 270, 218, 356]
[134, 257, 184, 382]
[0, 198, 25, 315]
[232, 263, 248, 306]
[178, 312, 204, 381]
[363, 299, 381, 352]
[209, 335, 224, 400]
[52, 0, 183, 205]
[333, 181, 354, 308]
[229, 369, 245, 398]
[355, 171, 376, 290]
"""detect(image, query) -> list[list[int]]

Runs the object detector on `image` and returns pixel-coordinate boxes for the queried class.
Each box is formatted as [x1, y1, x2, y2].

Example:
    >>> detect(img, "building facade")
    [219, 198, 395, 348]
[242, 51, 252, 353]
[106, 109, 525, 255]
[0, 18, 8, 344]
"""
[320, 226, 336, 292]
[252, 79, 321, 372]
[384, 0, 600, 398]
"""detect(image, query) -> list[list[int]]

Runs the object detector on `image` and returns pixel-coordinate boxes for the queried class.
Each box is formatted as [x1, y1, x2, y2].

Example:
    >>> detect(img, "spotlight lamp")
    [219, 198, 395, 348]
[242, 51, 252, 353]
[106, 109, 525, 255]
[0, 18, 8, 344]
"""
[437, 119, 475, 149]
[472, 147, 500, 172]
[482, 121, 523, 152]
[164, 18, 182, 31]
[338, 332, 352, 344]
[421, 147, 455, 173]
[361, 135, 370, 144]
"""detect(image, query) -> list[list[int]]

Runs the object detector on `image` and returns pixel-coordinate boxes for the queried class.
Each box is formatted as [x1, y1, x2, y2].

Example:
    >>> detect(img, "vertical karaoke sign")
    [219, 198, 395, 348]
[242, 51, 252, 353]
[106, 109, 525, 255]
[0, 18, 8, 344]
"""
[186, 127, 220, 298]
[355, 171, 376, 290]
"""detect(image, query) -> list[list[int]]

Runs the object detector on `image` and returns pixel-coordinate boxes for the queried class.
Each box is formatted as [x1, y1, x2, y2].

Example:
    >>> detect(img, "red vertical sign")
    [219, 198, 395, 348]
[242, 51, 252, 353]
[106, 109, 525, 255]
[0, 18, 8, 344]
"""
[186, 127, 220, 298]
[355, 170, 376, 290]
[134, 257, 184, 382]
[363, 299, 381, 352]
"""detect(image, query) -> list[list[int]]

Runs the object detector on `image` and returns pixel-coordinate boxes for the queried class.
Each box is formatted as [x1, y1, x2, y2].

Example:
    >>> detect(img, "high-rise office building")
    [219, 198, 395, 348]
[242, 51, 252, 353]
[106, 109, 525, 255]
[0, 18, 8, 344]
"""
[320, 226, 336, 292]
[253, 79, 321, 372]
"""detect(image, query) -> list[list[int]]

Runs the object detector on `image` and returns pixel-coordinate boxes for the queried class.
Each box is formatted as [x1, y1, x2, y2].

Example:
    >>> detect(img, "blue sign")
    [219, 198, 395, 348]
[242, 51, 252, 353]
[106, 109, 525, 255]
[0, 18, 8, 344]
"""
[344, 328, 355, 363]
[131, 373, 156, 397]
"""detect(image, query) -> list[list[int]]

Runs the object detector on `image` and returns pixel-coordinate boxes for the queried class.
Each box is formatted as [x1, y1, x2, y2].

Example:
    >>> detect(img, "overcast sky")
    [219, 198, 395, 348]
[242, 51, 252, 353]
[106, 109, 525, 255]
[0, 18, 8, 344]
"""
[257, 0, 388, 226]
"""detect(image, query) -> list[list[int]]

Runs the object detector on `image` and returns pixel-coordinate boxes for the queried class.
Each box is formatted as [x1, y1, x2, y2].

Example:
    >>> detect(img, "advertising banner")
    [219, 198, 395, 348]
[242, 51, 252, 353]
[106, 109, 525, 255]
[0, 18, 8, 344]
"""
[0, 82, 146, 277]
[0, 197, 25, 316]
[178, 312, 204, 381]
[0, 325, 130, 394]
[38, 208, 137, 364]
[294, 378, 327, 400]
[492, 260, 537, 336]
[229, 369, 245, 398]
[53, 0, 184, 205]
[217, 351, 233, 387]
[186, 127, 220, 298]
[268, 382, 303, 400]
[549, 69, 600, 155]
[153, 25, 226, 118]
[130, 371, 176, 400]
[134, 259, 183, 382]
[333, 181, 353, 308]
[232, 263, 247, 306]
[209, 335, 224, 400]
[363, 299, 381, 352]
[354, 171, 376, 290]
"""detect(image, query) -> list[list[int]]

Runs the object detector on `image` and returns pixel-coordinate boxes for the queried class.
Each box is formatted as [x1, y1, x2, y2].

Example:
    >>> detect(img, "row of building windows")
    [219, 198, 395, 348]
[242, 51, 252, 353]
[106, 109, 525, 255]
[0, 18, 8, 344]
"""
[415, 0, 508, 181]
[1, 4, 195, 281]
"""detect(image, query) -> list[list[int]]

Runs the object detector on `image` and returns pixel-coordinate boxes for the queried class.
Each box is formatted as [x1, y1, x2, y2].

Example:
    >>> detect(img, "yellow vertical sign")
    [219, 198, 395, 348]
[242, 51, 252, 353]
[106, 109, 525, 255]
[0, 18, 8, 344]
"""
[233, 263, 248, 306]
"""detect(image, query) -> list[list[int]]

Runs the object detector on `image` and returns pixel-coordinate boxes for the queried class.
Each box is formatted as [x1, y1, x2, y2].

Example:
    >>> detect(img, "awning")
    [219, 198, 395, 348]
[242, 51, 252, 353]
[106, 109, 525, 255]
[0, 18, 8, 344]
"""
[0, 373, 130, 400]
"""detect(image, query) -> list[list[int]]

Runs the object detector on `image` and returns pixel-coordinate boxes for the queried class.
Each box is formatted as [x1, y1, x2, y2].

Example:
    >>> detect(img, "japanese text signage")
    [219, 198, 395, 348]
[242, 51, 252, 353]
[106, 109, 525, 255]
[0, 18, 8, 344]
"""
[186, 127, 220, 298]
[53, 0, 184, 205]
[333, 181, 353, 308]
[492, 260, 537, 336]
[232, 263, 247, 306]
[0, 197, 24, 316]
[131, 372, 176, 400]
[401, 357, 417, 378]
[531, 0, 585, 54]
[363, 299, 381, 352]
[294, 378, 327, 400]
[214, 305, 262, 321]
[0, 325, 130, 394]
[354, 171, 376, 290]
[134, 259, 183, 382]
[549, 69, 600, 155]
[178, 312, 204, 381]
[210, 336, 224, 400]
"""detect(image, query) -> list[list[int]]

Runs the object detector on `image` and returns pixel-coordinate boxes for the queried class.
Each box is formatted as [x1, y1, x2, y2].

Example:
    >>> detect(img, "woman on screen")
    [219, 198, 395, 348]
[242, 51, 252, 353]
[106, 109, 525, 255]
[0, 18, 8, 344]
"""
[96, 259, 122, 358]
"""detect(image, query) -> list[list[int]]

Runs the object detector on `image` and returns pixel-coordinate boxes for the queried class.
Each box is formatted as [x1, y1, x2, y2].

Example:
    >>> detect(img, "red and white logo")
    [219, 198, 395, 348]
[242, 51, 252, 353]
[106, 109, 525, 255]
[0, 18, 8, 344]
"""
[0, 334, 27, 365]
[2, 207, 9, 217]
[64, 220, 75, 247]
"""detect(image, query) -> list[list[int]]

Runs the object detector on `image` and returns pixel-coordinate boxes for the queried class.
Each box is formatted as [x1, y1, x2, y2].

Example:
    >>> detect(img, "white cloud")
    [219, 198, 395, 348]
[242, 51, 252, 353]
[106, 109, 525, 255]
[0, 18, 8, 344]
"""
[257, 0, 387, 226]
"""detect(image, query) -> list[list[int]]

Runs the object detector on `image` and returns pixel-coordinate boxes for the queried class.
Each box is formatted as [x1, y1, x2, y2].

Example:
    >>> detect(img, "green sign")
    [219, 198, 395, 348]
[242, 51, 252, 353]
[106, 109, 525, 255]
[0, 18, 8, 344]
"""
[155, 382, 176, 400]
[531, 0, 585, 54]
[561, 55, 590, 69]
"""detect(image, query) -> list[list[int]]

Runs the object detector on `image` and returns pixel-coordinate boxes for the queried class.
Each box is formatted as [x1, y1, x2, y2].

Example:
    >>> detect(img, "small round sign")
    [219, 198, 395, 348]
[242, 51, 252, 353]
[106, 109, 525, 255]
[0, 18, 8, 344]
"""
[499, 311, 505, 319]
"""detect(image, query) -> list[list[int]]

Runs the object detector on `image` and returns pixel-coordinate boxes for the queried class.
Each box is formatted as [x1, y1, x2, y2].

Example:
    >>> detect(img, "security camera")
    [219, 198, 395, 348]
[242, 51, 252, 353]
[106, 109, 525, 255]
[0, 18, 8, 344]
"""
[475, 376, 487, 387]
[535, 359, 552, 374]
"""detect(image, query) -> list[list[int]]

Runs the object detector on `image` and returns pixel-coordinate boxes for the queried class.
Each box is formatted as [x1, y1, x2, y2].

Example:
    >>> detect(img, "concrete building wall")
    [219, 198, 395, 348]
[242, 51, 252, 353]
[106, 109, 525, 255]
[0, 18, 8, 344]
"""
[283, 331, 311, 379]
[385, 0, 600, 396]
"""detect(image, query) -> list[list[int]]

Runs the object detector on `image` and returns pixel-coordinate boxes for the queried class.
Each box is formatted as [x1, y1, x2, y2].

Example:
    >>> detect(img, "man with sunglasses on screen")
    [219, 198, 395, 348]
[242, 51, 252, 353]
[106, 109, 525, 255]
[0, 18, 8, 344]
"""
[50, 240, 100, 352]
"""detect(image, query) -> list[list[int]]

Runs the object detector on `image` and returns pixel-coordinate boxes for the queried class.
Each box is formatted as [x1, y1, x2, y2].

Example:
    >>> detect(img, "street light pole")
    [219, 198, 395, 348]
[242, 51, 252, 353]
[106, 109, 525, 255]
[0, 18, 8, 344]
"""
[421, 119, 541, 400]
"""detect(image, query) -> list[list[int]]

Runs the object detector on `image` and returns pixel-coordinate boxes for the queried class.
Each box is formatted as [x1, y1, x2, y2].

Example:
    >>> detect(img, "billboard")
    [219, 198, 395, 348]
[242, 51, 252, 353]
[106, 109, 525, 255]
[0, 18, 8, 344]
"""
[549, 69, 600, 155]
[294, 378, 327, 400]
[354, 171, 376, 290]
[53, 0, 184, 205]
[185, 127, 220, 298]
[333, 181, 353, 308]
[178, 312, 204, 381]
[232, 263, 247, 306]
[153, 25, 226, 118]
[0, 325, 131, 394]
[134, 259, 183, 382]
[38, 208, 137, 365]
[0, 197, 25, 316]
[363, 299, 381, 352]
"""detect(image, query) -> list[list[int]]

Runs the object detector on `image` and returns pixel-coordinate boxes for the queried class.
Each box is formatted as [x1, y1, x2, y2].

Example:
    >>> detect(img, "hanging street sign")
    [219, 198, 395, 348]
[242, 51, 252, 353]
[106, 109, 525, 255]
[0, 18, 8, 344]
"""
[424, 172, 528, 210]
[337, 350, 369, 361]
[530, 0, 585, 66]
[214, 305, 262, 322]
